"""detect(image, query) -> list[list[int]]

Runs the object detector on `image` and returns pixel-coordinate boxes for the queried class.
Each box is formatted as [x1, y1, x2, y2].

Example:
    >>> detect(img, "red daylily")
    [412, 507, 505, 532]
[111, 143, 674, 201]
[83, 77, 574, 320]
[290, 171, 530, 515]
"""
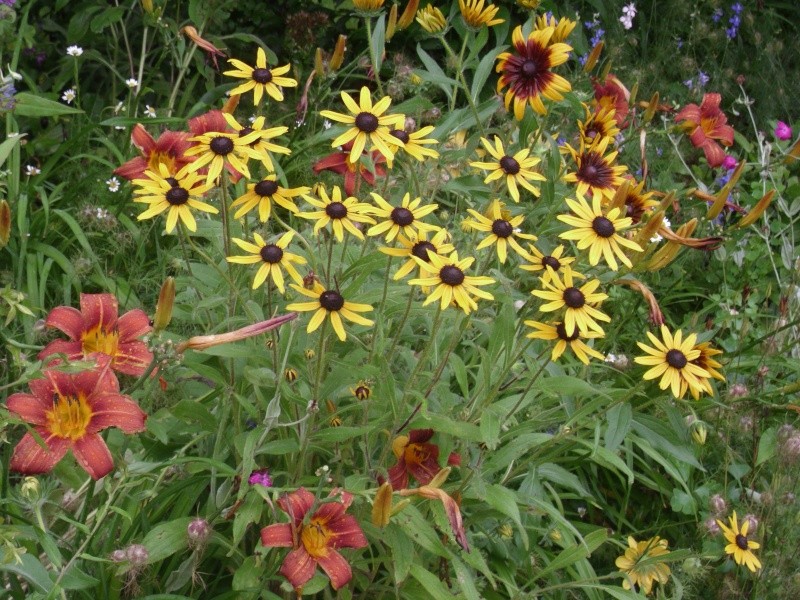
[6, 355, 147, 480]
[114, 124, 194, 180]
[388, 428, 442, 490]
[312, 141, 386, 196]
[260, 487, 368, 591]
[593, 74, 630, 126]
[187, 109, 245, 183]
[675, 93, 735, 168]
[39, 293, 153, 377]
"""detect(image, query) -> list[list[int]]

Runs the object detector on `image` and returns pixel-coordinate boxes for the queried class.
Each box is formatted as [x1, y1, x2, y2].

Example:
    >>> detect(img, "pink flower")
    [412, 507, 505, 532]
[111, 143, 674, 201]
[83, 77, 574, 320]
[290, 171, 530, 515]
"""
[721, 155, 738, 170]
[775, 121, 792, 141]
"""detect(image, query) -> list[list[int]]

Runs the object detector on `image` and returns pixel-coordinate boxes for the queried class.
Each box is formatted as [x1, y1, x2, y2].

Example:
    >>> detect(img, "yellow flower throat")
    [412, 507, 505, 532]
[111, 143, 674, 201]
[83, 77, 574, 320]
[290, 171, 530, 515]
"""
[300, 518, 332, 558]
[47, 394, 92, 440]
[82, 326, 120, 357]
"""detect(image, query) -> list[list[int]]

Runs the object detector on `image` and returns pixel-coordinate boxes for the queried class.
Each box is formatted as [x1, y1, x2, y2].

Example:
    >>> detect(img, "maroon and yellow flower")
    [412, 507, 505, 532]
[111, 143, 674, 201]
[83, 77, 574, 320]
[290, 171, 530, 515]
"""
[675, 93, 735, 168]
[229, 173, 308, 222]
[525, 320, 604, 364]
[562, 137, 627, 204]
[388, 429, 442, 490]
[260, 488, 368, 591]
[6, 356, 147, 480]
[519, 244, 575, 282]
[39, 293, 153, 377]
[114, 124, 193, 180]
[593, 74, 630, 126]
[496, 25, 572, 119]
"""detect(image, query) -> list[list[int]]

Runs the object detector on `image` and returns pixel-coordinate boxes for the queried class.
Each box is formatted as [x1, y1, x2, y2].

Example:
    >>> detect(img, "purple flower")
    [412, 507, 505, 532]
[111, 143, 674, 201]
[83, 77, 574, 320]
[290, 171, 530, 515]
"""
[683, 78, 694, 89]
[578, 53, 588, 66]
[248, 468, 273, 487]
[726, 26, 737, 39]
[1, 0, 17, 6]
[676, 37, 683, 49]
[731, 2, 743, 14]
[775, 120, 792, 141]
[0, 81, 15, 112]
[591, 28, 605, 46]
[698, 71, 710, 87]
[722, 155, 738, 170]
[712, 8, 723, 22]
[656, 147, 663, 157]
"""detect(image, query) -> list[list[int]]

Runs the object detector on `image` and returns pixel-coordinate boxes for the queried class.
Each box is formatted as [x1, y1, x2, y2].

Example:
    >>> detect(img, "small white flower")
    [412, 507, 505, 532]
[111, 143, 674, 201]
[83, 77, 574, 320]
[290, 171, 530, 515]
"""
[620, 16, 633, 29]
[144, 105, 157, 118]
[62, 88, 77, 104]
[125, 78, 139, 89]
[247, 114, 257, 124]
[114, 101, 125, 114]
[650, 217, 671, 243]
[323, 119, 332, 130]
[622, 2, 636, 16]
[25, 165, 41, 176]
[106, 177, 120, 193]
[66, 45, 84, 57]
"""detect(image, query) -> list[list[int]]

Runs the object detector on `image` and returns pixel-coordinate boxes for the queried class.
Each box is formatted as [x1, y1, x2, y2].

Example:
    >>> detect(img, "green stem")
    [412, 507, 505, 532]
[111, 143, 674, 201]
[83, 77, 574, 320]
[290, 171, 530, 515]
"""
[384, 286, 414, 366]
[441, 37, 486, 137]
[293, 320, 329, 482]
[368, 256, 393, 362]
[500, 351, 551, 427]
[401, 305, 443, 403]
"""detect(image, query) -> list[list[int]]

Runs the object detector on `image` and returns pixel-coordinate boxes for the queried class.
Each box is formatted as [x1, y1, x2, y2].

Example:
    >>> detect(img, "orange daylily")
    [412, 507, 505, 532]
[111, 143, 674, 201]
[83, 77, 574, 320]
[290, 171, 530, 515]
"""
[388, 428, 442, 490]
[312, 141, 387, 196]
[675, 93, 735, 168]
[114, 124, 194, 181]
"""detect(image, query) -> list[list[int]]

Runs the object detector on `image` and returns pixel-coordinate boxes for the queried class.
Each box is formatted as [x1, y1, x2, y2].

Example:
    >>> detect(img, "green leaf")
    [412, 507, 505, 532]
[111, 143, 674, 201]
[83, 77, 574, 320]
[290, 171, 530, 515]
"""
[90, 6, 125, 32]
[59, 564, 100, 590]
[232, 492, 263, 546]
[479, 407, 501, 450]
[420, 412, 482, 441]
[312, 425, 371, 443]
[756, 426, 777, 466]
[0, 554, 53, 593]
[232, 555, 261, 596]
[370, 15, 386, 76]
[605, 403, 632, 452]
[535, 528, 608, 580]
[482, 484, 528, 549]
[0, 133, 25, 169]
[383, 522, 414, 584]
[450, 556, 481, 600]
[141, 517, 192, 565]
[470, 47, 502, 104]
[409, 564, 458, 600]
[13, 93, 83, 117]
[416, 45, 457, 103]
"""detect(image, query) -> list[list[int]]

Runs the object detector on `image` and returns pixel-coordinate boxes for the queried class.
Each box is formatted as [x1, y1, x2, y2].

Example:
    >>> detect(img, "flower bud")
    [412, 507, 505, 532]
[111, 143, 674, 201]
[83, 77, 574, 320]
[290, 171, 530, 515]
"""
[0, 200, 10, 247]
[20, 476, 40, 502]
[284, 367, 298, 383]
[153, 276, 175, 332]
[709, 494, 727, 515]
[371, 482, 393, 528]
[329, 35, 347, 72]
[782, 435, 800, 463]
[110, 549, 128, 562]
[704, 517, 721, 535]
[690, 421, 707, 445]
[742, 514, 758, 533]
[187, 518, 211, 545]
[125, 544, 149, 566]
[582, 41, 604, 73]
[729, 383, 748, 398]
[498, 523, 514, 539]
[385, 4, 398, 40]
[141, 0, 154, 14]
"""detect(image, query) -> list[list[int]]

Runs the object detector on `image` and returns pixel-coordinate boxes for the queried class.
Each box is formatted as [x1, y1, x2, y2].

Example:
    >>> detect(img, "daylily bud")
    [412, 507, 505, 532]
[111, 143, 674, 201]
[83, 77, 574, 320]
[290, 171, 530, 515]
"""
[314, 48, 325, 78]
[583, 41, 603, 73]
[428, 466, 451, 489]
[329, 35, 347, 72]
[221, 93, 240, 114]
[152, 277, 175, 332]
[737, 190, 775, 228]
[386, 4, 398, 41]
[177, 313, 297, 353]
[642, 92, 659, 124]
[397, 0, 420, 29]
[371, 482, 393, 528]
[141, 0, 154, 14]
[0, 200, 10, 247]
[707, 161, 746, 220]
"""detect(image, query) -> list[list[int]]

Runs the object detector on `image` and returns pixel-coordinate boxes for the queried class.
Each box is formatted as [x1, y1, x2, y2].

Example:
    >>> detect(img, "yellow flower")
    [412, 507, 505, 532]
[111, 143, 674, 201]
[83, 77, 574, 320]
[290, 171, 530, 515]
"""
[416, 5, 447, 33]
[223, 48, 298, 105]
[464, 199, 537, 263]
[222, 113, 291, 172]
[525, 321, 604, 364]
[320, 86, 405, 165]
[496, 26, 572, 119]
[132, 163, 216, 233]
[519, 244, 575, 283]
[353, 0, 385, 10]
[386, 125, 440, 168]
[531, 266, 609, 337]
[688, 341, 724, 399]
[634, 325, 712, 399]
[409, 251, 495, 314]
[379, 229, 455, 280]
[470, 136, 546, 202]
[458, 0, 503, 29]
[615, 536, 672, 595]
[230, 174, 309, 222]
[183, 129, 260, 187]
[717, 511, 761, 572]
[226, 231, 306, 293]
[557, 194, 642, 270]
[367, 192, 439, 242]
[577, 104, 620, 146]
[297, 185, 376, 242]
[534, 13, 576, 43]
[562, 137, 627, 205]
[351, 380, 372, 400]
[610, 178, 658, 225]
[286, 282, 374, 341]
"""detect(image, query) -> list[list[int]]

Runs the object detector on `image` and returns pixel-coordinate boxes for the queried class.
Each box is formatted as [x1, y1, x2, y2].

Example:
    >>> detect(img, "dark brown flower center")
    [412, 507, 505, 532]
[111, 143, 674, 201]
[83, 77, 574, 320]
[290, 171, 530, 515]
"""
[666, 349, 687, 369]
[577, 152, 612, 186]
[499, 155, 521, 175]
[391, 129, 410, 144]
[592, 216, 615, 238]
[355, 112, 379, 133]
[491, 219, 513, 238]
[542, 256, 561, 270]
[521, 59, 538, 78]
[260, 244, 283, 264]
[165, 177, 180, 188]
[355, 386, 370, 399]
[239, 127, 255, 137]
[210, 136, 234, 156]
[319, 290, 344, 311]
[440, 265, 465, 286]
[391, 207, 414, 226]
[252, 68, 273, 84]
[255, 180, 279, 197]
[556, 322, 580, 342]
[735, 534, 749, 550]
[563, 287, 585, 308]
[583, 165, 598, 179]
[411, 241, 436, 262]
[165, 187, 189, 205]
[325, 201, 348, 219]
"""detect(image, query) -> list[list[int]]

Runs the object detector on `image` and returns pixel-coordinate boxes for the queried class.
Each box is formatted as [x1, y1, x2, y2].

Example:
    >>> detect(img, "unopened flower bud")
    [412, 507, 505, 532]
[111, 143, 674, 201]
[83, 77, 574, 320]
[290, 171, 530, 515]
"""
[125, 544, 149, 566]
[739, 415, 753, 432]
[498, 523, 514, 539]
[187, 518, 211, 544]
[778, 424, 796, 440]
[153, 276, 175, 332]
[743, 514, 758, 533]
[704, 517, 721, 536]
[710, 494, 727, 515]
[782, 435, 800, 463]
[690, 421, 707, 445]
[729, 383, 748, 398]
[20, 477, 40, 502]
[548, 528, 562, 543]
[0, 200, 10, 247]
[110, 549, 128, 562]
[371, 482, 393, 528]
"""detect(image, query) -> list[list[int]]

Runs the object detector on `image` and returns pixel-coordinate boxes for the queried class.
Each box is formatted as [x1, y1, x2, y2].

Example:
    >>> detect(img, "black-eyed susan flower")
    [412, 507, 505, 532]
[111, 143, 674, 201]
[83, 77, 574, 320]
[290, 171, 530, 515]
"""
[286, 282, 374, 341]
[688, 341, 724, 399]
[615, 536, 672, 596]
[222, 113, 291, 172]
[562, 137, 627, 204]
[380, 229, 455, 280]
[532, 266, 609, 336]
[416, 5, 447, 33]
[409, 251, 495, 314]
[184, 128, 260, 186]
[297, 185, 375, 242]
[557, 194, 642, 270]
[465, 199, 537, 263]
[223, 48, 298, 105]
[520, 244, 575, 282]
[386, 125, 440, 168]
[470, 137, 546, 202]
[612, 178, 658, 224]
[459, 0, 503, 29]
[496, 26, 571, 119]
[717, 511, 761, 572]
[578, 104, 620, 146]
[534, 13, 576, 43]
[284, 367, 298, 382]
[634, 325, 712, 399]
[230, 174, 309, 222]
[525, 321, 604, 364]
[132, 163, 216, 233]
[226, 231, 306, 293]
[367, 192, 439, 242]
[351, 380, 372, 400]
[320, 86, 405, 164]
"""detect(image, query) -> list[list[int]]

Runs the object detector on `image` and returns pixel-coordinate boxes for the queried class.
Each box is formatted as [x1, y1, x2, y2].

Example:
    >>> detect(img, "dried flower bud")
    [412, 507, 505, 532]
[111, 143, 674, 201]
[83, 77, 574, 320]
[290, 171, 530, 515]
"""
[110, 549, 128, 563]
[709, 494, 727, 515]
[284, 367, 298, 383]
[778, 424, 796, 440]
[782, 435, 800, 463]
[0, 200, 10, 247]
[187, 518, 211, 545]
[125, 544, 149, 566]
[739, 415, 753, 432]
[742, 514, 759, 533]
[704, 517, 721, 535]
[729, 383, 748, 398]
[782, 492, 796, 505]
[304, 348, 315, 360]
